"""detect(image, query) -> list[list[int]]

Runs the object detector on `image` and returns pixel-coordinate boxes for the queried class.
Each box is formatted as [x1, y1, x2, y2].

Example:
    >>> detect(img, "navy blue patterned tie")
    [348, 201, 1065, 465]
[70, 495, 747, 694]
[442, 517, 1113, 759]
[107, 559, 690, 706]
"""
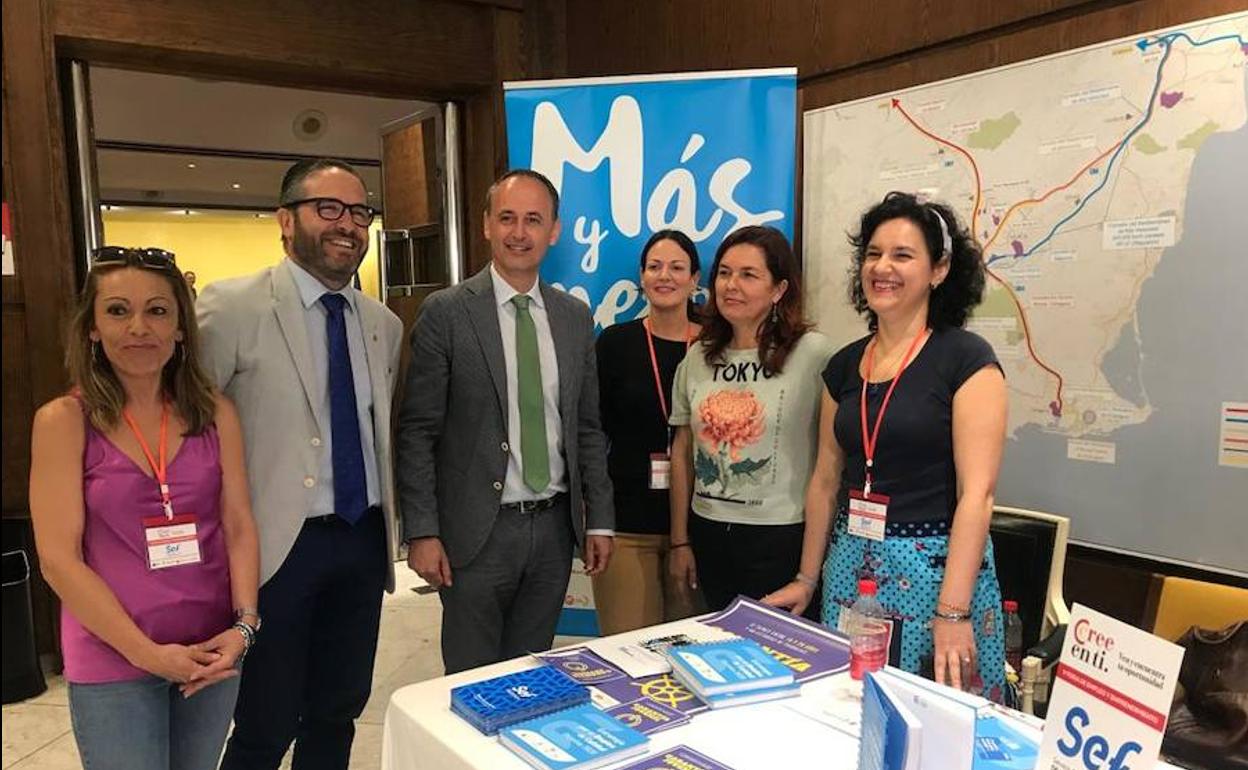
[321, 293, 367, 524]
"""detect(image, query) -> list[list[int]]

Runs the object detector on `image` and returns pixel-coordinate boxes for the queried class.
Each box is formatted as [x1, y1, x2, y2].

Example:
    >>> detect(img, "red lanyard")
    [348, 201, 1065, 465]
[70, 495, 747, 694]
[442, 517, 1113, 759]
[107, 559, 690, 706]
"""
[121, 403, 174, 519]
[859, 328, 929, 495]
[643, 317, 692, 429]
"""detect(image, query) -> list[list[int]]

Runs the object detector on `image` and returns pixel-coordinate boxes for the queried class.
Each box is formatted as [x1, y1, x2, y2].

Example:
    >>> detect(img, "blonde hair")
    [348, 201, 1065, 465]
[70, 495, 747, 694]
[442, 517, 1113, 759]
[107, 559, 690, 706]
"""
[65, 261, 216, 434]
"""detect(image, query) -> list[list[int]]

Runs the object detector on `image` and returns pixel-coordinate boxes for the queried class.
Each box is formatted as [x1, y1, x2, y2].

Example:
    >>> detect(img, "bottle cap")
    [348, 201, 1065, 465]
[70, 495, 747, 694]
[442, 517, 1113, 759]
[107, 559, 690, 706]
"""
[857, 578, 877, 596]
[1003, 599, 1019, 613]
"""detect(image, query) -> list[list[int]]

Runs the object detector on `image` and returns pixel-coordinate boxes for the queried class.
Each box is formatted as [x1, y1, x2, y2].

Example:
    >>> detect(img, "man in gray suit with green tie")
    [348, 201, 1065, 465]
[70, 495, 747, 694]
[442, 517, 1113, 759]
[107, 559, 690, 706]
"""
[397, 169, 614, 674]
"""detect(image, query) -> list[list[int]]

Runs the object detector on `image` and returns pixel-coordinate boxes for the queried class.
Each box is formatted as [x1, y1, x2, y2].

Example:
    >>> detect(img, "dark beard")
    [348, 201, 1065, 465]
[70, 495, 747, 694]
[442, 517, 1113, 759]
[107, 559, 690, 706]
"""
[291, 225, 361, 288]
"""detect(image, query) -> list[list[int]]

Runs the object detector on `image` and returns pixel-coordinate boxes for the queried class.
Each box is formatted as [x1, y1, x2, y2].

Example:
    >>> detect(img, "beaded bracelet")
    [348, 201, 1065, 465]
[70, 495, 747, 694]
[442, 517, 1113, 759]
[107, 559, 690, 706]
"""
[937, 600, 970, 615]
[233, 620, 257, 653]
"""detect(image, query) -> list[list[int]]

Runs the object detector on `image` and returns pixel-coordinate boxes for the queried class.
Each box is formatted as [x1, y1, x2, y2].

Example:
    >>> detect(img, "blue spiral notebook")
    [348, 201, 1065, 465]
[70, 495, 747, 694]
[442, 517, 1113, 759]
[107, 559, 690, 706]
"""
[499, 702, 650, 770]
[449, 665, 589, 735]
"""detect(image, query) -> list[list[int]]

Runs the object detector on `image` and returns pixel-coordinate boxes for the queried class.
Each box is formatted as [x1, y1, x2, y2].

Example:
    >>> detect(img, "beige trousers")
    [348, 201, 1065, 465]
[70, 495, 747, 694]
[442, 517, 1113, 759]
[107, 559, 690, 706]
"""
[591, 532, 702, 636]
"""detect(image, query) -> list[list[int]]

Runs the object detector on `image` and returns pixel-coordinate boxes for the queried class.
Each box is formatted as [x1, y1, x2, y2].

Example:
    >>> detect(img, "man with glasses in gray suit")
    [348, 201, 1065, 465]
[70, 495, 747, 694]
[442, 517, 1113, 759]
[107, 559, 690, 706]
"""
[397, 169, 614, 674]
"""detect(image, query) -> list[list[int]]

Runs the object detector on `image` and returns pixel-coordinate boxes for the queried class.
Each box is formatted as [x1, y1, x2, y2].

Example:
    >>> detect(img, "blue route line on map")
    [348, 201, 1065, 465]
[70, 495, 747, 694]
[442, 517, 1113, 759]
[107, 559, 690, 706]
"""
[985, 29, 1248, 268]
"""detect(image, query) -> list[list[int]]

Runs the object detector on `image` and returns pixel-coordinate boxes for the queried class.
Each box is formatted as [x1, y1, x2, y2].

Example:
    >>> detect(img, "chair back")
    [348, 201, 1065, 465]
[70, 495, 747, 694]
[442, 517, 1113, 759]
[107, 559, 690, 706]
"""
[990, 506, 1071, 651]
[1148, 576, 1248, 642]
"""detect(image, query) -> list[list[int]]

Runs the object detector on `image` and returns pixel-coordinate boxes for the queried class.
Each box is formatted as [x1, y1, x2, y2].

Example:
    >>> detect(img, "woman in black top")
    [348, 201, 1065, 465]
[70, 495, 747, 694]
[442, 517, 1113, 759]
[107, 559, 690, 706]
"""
[801, 192, 1009, 699]
[592, 230, 702, 634]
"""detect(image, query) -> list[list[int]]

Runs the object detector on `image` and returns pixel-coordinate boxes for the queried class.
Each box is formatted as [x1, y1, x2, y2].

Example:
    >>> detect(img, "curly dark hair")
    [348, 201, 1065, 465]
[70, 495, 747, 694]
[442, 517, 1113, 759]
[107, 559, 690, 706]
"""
[847, 191, 985, 330]
[700, 226, 811, 374]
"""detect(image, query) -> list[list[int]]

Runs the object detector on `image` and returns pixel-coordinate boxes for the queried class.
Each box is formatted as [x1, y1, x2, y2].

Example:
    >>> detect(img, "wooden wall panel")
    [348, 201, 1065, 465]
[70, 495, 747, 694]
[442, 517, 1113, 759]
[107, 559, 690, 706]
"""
[1, 288, 34, 514]
[567, 0, 1104, 80]
[382, 121, 437, 231]
[51, 0, 497, 99]
[801, 0, 1247, 110]
[567, 0, 1244, 112]
[2, 0, 77, 436]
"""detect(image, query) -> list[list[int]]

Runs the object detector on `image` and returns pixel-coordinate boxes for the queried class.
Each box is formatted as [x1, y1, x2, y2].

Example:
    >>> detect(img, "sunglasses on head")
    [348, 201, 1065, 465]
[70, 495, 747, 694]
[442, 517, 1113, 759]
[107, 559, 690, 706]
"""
[91, 246, 178, 270]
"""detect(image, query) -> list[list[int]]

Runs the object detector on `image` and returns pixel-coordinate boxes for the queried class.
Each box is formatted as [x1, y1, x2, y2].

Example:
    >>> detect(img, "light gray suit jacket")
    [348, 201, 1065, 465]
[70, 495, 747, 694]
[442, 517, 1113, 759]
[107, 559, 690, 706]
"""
[197, 260, 404, 590]
[396, 266, 614, 568]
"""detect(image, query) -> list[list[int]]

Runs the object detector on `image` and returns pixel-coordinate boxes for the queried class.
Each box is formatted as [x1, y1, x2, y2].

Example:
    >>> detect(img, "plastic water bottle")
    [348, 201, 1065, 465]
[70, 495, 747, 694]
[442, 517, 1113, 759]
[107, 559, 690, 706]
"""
[1003, 599, 1024, 673]
[849, 578, 889, 680]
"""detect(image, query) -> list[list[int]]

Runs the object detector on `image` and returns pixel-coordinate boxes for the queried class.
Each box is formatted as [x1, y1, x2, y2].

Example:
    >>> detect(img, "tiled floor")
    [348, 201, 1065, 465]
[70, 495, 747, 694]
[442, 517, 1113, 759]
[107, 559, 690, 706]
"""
[2, 567, 581, 769]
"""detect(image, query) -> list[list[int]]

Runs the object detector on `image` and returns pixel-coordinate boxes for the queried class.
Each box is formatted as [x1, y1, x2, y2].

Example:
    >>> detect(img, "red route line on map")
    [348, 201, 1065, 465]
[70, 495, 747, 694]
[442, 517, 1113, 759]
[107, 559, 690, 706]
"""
[892, 98, 1066, 416]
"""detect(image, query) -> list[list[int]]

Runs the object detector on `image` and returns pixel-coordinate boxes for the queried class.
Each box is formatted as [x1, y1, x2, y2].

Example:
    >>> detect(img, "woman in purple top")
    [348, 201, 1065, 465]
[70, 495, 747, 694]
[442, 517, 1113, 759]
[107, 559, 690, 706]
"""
[29, 247, 260, 770]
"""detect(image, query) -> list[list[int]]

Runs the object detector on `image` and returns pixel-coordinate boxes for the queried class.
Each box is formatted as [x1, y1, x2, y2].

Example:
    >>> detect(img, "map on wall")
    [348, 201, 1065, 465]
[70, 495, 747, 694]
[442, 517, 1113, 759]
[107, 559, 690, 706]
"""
[804, 12, 1248, 573]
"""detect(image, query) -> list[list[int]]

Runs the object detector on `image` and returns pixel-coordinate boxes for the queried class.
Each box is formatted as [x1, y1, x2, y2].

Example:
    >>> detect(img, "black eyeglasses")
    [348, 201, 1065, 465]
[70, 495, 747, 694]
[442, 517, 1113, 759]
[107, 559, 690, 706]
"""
[91, 246, 177, 270]
[282, 197, 377, 228]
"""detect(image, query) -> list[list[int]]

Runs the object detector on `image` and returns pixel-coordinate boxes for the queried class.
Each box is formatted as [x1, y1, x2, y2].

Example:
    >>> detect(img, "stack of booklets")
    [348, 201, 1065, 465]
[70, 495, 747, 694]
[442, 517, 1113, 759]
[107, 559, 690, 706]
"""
[499, 702, 650, 770]
[659, 637, 799, 708]
[859, 666, 1039, 770]
[449, 665, 589, 735]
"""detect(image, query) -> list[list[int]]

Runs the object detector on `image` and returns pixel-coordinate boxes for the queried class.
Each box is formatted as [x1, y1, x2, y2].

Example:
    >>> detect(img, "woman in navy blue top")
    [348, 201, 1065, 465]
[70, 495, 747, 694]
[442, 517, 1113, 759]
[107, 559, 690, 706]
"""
[798, 192, 1009, 700]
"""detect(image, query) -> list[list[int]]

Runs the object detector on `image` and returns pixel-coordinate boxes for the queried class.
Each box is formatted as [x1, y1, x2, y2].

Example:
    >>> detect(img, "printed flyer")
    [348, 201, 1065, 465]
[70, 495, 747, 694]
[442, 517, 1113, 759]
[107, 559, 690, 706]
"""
[1036, 603, 1184, 770]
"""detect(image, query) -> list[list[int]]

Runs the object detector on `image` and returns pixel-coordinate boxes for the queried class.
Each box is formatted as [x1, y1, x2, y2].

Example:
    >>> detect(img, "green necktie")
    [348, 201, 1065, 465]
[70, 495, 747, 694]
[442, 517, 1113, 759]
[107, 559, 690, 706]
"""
[511, 295, 550, 493]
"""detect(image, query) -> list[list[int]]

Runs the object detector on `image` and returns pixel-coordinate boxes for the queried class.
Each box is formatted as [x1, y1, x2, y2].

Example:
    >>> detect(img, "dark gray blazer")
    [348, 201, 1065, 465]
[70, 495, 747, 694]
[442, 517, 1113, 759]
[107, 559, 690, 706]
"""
[396, 267, 614, 568]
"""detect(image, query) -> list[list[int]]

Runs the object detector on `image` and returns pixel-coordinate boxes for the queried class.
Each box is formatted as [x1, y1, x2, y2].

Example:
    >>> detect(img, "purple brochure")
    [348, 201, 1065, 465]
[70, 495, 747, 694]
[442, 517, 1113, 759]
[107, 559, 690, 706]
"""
[615, 745, 736, 770]
[605, 697, 691, 735]
[539, 647, 711, 717]
[702, 595, 850, 683]
[535, 647, 626, 685]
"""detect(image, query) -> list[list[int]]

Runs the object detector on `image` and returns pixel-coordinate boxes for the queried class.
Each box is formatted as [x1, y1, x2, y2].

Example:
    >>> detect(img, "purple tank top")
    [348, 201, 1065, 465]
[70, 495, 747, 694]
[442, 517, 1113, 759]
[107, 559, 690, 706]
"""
[61, 415, 233, 683]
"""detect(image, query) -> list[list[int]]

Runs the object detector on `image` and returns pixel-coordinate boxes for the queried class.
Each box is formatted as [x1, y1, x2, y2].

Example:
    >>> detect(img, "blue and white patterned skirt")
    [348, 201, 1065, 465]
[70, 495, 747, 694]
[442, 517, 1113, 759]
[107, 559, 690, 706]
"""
[821, 508, 1007, 703]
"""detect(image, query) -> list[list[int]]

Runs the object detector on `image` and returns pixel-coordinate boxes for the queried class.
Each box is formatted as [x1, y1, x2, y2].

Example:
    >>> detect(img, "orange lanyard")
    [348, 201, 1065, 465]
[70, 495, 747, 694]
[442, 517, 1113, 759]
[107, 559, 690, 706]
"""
[859, 329, 929, 495]
[643, 317, 692, 439]
[121, 403, 173, 519]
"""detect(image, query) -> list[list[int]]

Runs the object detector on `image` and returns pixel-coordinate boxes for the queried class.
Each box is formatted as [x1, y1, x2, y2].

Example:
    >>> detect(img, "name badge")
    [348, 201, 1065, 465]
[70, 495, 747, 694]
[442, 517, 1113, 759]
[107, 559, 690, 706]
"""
[649, 452, 671, 490]
[142, 514, 202, 570]
[847, 490, 889, 542]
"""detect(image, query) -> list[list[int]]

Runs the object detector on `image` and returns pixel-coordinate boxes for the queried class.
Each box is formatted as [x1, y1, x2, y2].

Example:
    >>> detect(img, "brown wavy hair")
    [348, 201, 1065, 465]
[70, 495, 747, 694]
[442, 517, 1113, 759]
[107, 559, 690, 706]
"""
[699, 226, 811, 374]
[65, 258, 216, 434]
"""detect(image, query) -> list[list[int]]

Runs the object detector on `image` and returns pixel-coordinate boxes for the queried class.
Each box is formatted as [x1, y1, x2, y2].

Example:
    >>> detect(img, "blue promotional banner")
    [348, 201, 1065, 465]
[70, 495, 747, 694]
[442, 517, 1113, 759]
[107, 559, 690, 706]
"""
[503, 69, 797, 330]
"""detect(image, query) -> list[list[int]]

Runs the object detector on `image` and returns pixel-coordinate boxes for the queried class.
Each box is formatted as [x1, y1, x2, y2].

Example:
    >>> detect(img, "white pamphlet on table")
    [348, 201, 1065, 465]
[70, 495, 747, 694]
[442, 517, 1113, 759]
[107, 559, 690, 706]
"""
[584, 620, 736, 679]
[1036, 603, 1184, 770]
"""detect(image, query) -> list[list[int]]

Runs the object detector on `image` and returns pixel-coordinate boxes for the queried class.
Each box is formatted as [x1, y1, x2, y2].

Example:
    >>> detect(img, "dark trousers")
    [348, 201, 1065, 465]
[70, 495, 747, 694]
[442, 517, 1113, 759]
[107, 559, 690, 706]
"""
[439, 497, 575, 674]
[690, 513, 819, 621]
[220, 508, 387, 770]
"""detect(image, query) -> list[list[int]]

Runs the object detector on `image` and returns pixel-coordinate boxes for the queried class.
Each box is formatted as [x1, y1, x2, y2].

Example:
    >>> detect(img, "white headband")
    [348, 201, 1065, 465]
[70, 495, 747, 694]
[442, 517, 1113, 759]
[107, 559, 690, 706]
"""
[913, 192, 953, 257]
[930, 207, 953, 257]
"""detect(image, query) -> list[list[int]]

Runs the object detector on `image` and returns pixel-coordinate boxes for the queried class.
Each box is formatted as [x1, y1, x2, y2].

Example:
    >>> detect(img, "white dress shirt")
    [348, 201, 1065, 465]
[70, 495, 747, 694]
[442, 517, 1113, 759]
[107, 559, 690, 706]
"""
[489, 264, 568, 503]
[287, 258, 381, 516]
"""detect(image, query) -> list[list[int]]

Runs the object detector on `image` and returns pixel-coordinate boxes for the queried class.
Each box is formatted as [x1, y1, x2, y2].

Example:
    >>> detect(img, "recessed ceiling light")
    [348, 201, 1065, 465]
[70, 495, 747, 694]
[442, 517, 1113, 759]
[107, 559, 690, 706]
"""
[187, 162, 197, 169]
[368, 191, 375, 197]
[231, 183, 242, 189]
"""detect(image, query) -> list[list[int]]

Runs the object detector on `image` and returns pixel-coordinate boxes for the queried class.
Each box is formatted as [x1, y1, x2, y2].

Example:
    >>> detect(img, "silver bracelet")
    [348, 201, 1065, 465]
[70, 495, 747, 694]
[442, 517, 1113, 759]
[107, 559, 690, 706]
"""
[794, 572, 817, 589]
[232, 620, 257, 652]
[932, 608, 972, 623]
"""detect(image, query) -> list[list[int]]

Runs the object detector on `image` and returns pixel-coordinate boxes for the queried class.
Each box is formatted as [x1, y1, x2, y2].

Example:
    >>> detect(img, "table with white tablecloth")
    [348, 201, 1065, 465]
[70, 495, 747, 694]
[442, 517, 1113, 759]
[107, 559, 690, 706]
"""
[380, 616, 1180, 770]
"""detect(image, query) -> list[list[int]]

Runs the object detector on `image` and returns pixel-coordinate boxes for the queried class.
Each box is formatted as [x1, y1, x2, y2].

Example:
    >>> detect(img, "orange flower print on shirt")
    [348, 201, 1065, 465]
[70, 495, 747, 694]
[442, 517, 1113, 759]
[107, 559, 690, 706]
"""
[698, 389, 766, 460]
[694, 389, 771, 498]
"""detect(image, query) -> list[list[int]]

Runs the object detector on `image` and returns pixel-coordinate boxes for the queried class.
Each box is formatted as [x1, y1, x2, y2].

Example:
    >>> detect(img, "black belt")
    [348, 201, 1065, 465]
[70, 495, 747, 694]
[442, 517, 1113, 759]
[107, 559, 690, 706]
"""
[500, 493, 565, 514]
[306, 505, 382, 526]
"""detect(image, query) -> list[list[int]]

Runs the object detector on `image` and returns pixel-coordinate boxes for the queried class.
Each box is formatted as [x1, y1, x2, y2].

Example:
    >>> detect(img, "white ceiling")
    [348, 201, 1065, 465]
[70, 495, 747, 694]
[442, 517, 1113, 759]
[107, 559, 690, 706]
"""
[90, 67, 431, 209]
